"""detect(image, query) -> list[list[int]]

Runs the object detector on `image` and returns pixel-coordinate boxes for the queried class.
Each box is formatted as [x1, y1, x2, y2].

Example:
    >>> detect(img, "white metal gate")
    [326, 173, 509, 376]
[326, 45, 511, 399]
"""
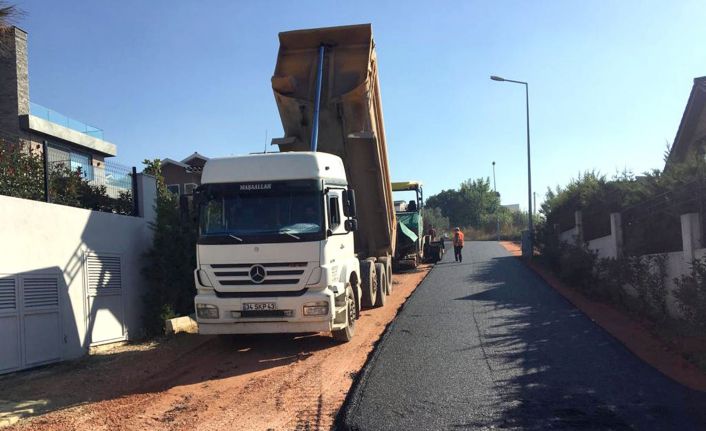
[0, 273, 62, 374]
[85, 253, 126, 346]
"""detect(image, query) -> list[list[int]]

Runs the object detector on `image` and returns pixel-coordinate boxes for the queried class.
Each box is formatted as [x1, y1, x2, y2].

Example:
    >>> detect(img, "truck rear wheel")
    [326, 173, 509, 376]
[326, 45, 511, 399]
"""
[332, 287, 356, 343]
[378, 256, 393, 292]
[360, 260, 378, 308]
[374, 262, 387, 307]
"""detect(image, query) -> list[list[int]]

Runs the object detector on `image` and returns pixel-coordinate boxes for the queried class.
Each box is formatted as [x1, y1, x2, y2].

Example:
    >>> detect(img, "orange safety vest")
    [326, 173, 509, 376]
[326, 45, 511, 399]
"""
[453, 231, 464, 246]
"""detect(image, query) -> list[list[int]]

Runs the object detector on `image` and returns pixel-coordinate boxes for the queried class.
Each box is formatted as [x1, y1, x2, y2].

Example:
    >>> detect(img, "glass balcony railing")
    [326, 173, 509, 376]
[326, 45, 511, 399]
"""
[30, 102, 104, 140]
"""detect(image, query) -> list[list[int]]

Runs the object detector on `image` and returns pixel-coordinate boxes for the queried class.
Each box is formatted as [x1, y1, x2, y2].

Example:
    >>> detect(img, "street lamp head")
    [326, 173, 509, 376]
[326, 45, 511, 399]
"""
[492, 161, 496, 166]
[490, 75, 505, 81]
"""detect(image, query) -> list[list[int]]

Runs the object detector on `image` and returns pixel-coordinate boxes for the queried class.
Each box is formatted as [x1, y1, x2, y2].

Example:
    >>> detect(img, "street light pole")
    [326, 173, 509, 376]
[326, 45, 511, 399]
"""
[490, 75, 533, 256]
[492, 161, 499, 241]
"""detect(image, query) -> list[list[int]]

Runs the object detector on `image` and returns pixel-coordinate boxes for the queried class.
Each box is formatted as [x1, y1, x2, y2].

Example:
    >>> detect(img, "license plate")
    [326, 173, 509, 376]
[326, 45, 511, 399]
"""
[243, 302, 276, 311]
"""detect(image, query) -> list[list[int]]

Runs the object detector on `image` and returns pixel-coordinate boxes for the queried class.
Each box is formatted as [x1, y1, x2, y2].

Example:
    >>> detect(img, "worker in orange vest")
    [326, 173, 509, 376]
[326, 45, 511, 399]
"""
[453, 227, 465, 262]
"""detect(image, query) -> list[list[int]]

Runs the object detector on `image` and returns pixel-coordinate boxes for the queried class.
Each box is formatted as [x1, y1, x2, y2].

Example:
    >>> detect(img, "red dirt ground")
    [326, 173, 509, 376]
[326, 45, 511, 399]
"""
[500, 241, 706, 392]
[0, 266, 430, 431]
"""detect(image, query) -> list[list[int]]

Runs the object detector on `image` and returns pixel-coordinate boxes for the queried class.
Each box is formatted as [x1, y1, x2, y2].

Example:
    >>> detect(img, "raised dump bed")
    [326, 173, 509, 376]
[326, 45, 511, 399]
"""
[271, 24, 396, 260]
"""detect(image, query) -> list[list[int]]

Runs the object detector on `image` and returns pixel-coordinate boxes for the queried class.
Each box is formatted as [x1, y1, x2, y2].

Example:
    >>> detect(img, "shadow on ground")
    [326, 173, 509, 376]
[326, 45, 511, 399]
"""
[0, 332, 337, 425]
[454, 254, 706, 430]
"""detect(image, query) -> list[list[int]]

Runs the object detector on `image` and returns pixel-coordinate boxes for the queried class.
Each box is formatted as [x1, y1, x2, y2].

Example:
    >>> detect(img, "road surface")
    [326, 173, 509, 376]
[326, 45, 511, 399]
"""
[341, 241, 706, 430]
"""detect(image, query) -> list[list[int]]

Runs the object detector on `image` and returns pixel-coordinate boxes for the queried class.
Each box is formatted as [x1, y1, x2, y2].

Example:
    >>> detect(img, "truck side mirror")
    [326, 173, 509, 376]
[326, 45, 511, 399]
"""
[344, 218, 358, 232]
[344, 189, 357, 218]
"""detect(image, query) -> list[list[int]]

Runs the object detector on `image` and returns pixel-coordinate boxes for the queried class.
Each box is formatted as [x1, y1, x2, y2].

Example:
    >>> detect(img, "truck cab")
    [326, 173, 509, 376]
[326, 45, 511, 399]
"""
[193, 152, 361, 341]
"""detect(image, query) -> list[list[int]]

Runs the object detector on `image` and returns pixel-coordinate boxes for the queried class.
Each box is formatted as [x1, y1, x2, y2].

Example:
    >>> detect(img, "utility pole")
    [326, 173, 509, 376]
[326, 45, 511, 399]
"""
[490, 75, 533, 257]
[492, 161, 499, 241]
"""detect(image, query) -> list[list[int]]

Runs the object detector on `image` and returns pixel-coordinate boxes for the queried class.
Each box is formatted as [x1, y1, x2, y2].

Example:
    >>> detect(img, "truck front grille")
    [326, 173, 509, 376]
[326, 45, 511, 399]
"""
[210, 262, 308, 287]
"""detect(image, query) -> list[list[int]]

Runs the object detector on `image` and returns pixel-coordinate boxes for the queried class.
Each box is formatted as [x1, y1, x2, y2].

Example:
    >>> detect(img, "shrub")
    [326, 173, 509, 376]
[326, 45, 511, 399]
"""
[557, 243, 598, 292]
[594, 257, 631, 305]
[0, 143, 44, 200]
[628, 254, 668, 320]
[674, 257, 706, 332]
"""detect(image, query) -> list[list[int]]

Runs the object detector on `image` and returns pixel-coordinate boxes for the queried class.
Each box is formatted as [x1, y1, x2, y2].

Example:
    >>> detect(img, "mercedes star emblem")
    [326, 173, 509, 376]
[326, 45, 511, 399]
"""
[249, 264, 266, 284]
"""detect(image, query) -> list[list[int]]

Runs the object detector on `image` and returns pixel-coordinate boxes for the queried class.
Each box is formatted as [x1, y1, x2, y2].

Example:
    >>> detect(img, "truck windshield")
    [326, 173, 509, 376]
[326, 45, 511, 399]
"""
[198, 183, 324, 243]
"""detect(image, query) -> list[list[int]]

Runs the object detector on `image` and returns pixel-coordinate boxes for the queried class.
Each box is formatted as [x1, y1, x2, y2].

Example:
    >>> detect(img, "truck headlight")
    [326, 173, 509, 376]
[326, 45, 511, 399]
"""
[303, 301, 329, 316]
[196, 304, 219, 319]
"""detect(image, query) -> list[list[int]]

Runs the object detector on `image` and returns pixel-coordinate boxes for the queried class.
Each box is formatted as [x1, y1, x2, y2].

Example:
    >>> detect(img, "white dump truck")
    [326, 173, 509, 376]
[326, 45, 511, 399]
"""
[193, 24, 396, 341]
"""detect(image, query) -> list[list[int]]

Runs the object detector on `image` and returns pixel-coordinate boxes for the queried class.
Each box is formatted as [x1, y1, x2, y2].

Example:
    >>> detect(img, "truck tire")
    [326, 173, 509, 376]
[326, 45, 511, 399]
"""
[352, 278, 361, 319]
[332, 286, 356, 342]
[360, 260, 378, 308]
[378, 256, 393, 291]
[374, 262, 387, 307]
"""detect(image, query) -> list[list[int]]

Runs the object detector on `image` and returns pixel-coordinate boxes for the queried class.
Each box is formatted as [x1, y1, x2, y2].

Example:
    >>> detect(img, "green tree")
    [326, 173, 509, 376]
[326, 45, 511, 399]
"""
[141, 159, 198, 335]
[426, 177, 500, 229]
[421, 206, 449, 232]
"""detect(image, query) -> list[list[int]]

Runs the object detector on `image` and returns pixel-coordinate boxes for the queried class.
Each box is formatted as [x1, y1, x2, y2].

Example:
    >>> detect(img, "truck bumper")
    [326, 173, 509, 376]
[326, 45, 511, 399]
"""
[198, 321, 332, 335]
[195, 288, 336, 335]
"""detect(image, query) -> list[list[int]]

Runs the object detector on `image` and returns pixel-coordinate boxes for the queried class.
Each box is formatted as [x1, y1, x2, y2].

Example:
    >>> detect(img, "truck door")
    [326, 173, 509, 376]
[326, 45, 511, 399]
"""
[323, 189, 354, 284]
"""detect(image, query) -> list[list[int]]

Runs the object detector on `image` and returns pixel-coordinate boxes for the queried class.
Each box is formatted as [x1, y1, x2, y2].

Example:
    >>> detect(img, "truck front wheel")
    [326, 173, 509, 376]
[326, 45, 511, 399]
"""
[332, 287, 356, 342]
[360, 260, 378, 308]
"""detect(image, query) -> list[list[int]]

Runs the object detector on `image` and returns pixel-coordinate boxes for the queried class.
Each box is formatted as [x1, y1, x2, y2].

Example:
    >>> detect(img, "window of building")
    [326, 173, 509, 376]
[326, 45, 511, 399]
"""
[184, 183, 197, 195]
[46, 142, 93, 180]
[167, 184, 180, 195]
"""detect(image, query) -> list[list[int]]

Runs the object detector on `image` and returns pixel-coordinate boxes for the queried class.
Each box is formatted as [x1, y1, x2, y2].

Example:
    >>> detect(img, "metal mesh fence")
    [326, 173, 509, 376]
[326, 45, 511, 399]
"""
[620, 182, 705, 255]
[1, 137, 137, 216]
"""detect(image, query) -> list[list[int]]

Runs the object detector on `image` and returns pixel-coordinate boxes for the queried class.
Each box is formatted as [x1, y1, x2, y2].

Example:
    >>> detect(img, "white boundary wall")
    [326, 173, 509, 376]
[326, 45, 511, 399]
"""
[0, 175, 156, 373]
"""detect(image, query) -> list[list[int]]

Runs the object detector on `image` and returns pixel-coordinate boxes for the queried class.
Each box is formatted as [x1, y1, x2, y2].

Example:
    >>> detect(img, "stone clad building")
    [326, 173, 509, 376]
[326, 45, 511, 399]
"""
[0, 26, 117, 176]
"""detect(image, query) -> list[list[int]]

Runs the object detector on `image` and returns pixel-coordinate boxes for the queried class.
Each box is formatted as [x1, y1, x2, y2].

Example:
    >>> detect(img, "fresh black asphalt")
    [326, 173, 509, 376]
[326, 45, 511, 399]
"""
[339, 241, 706, 430]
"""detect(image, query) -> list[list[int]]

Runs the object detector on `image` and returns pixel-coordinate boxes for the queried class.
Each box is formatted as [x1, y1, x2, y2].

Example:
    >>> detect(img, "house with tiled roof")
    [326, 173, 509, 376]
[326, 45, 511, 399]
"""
[161, 152, 209, 195]
[665, 76, 706, 168]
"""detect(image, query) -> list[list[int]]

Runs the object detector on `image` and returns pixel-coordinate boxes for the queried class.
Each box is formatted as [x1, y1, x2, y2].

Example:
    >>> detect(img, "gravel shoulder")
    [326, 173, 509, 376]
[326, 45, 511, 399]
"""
[0, 266, 430, 431]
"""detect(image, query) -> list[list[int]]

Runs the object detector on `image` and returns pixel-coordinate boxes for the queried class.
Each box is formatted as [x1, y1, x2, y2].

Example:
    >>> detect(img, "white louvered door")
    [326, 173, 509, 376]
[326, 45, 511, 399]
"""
[22, 276, 61, 366]
[0, 272, 62, 374]
[0, 276, 21, 372]
[85, 253, 126, 345]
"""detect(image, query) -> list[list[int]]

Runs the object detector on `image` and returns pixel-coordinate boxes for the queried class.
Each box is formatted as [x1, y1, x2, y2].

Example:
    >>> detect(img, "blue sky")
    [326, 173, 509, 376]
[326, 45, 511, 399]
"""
[15, 0, 706, 210]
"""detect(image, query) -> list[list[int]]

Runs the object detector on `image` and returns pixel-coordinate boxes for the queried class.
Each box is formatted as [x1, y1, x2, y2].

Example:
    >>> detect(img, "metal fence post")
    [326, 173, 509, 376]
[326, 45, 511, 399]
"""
[131, 166, 139, 217]
[42, 140, 50, 202]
